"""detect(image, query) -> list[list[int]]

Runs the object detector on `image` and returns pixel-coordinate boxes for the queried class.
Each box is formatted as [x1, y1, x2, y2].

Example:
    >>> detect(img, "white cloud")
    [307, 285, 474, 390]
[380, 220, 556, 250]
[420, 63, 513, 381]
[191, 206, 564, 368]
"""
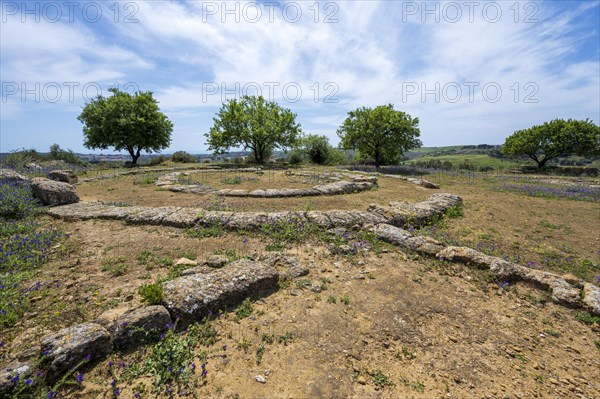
[1, 0, 598, 151]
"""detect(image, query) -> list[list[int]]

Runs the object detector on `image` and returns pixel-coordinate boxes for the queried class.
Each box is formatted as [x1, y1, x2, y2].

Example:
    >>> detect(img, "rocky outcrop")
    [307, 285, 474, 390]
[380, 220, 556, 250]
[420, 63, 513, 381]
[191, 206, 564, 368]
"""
[257, 252, 310, 278]
[114, 306, 172, 349]
[40, 323, 112, 381]
[0, 169, 28, 184]
[372, 224, 446, 256]
[30, 177, 79, 206]
[47, 170, 78, 184]
[583, 283, 600, 315]
[368, 193, 462, 228]
[162, 259, 279, 324]
[0, 361, 32, 395]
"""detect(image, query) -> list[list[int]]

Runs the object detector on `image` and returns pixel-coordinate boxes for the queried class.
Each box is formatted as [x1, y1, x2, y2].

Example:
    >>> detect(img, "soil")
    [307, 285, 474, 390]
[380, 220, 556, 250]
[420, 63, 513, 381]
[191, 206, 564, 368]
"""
[2, 167, 599, 398]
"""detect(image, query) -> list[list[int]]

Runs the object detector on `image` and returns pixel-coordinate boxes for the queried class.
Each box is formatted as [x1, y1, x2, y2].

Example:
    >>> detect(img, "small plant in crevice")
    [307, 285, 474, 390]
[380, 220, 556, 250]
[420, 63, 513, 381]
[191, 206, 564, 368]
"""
[138, 282, 163, 305]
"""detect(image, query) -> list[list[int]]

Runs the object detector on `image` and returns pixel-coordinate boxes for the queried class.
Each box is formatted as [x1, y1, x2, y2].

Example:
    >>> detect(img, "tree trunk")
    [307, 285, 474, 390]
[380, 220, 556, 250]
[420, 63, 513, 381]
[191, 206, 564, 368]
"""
[253, 147, 262, 164]
[374, 147, 381, 169]
[536, 158, 549, 169]
[128, 147, 141, 165]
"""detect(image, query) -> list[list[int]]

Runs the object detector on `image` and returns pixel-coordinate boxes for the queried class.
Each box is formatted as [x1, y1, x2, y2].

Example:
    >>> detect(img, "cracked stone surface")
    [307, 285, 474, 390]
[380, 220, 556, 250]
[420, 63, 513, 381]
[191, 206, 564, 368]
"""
[162, 259, 279, 325]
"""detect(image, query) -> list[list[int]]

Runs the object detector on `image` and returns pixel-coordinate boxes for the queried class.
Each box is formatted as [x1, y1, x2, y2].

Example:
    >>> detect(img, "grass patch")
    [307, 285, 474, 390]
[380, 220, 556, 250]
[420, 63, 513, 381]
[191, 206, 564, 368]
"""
[101, 256, 129, 277]
[369, 370, 395, 388]
[234, 298, 253, 322]
[574, 311, 600, 325]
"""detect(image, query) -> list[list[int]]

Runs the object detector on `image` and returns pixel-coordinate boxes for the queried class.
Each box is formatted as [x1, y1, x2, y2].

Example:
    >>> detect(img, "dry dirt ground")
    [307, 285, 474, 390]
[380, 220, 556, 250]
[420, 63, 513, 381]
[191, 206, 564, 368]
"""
[2, 167, 599, 398]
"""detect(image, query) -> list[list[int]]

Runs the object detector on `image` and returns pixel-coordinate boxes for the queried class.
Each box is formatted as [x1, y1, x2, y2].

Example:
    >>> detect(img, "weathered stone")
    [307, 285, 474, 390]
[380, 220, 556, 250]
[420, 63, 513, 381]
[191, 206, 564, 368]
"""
[162, 259, 279, 324]
[30, 177, 79, 206]
[488, 259, 522, 280]
[369, 193, 461, 227]
[257, 253, 308, 278]
[163, 208, 200, 227]
[125, 206, 179, 225]
[550, 279, 581, 307]
[249, 189, 266, 197]
[176, 258, 198, 267]
[40, 323, 112, 380]
[48, 170, 78, 184]
[372, 224, 445, 255]
[420, 180, 440, 189]
[305, 211, 332, 228]
[204, 255, 228, 268]
[179, 266, 213, 276]
[25, 163, 43, 170]
[582, 283, 600, 316]
[0, 169, 28, 184]
[114, 306, 172, 349]
[436, 246, 492, 269]
[93, 306, 130, 330]
[325, 210, 361, 226]
[0, 361, 32, 395]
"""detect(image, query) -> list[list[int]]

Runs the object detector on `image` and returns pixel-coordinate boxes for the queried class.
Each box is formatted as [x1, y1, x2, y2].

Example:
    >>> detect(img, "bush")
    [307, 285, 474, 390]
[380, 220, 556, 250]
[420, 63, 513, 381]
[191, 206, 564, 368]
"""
[139, 282, 164, 305]
[2, 148, 46, 167]
[172, 151, 197, 163]
[287, 149, 304, 165]
[145, 155, 169, 166]
[0, 179, 38, 219]
[48, 143, 86, 165]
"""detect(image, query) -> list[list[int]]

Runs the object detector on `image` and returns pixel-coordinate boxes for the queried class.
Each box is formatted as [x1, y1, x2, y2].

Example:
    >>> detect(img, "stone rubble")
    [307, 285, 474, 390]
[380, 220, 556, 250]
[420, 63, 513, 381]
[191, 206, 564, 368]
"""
[47, 170, 78, 184]
[40, 322, 113, 381]
[30, 177, 79, 206]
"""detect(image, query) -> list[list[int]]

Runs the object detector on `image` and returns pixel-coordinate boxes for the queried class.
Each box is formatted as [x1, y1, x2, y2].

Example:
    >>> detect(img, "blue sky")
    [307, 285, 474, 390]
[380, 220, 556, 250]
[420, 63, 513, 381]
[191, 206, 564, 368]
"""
[1, 0, 599, 154]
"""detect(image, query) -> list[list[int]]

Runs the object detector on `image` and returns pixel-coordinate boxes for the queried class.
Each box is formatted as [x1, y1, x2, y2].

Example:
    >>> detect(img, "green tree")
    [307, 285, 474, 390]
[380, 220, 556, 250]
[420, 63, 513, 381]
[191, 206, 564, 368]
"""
[502, 119, 600, 168]
[337, 105, 421, 168]
[297, 134, 345, 165]
[78, 88, 173, 165]
[205, 95, 301, 164]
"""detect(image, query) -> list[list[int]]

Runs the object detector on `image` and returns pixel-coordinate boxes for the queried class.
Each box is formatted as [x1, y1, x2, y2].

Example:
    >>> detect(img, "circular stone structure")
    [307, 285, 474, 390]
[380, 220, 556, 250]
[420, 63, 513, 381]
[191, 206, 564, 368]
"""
[154, 170, 378, 198]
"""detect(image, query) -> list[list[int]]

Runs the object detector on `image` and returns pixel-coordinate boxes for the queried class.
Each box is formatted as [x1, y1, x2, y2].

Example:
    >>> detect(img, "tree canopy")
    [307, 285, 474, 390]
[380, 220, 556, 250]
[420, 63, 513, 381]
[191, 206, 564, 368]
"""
[337, 105, 421, 167]
[294, 134, 345, 165]
[78, 88, 173, 165]
[205, 95, 301, 164]
[502, 118, 600, 168]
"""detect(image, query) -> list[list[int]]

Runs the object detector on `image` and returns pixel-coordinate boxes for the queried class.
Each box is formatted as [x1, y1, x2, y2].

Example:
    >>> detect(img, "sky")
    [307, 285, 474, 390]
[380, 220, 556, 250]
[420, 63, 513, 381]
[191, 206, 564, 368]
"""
[1, 0, 599, 154]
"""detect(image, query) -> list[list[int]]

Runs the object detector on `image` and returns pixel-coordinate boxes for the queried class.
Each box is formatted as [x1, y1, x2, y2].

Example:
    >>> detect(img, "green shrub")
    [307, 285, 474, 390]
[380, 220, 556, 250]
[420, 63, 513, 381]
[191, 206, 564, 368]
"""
[48, 143, 86, 165]
[234, 298, 253, 321]
[139, 282, 163, 305]
[172, 151, 197, 163]
[145, 155, 169, 166]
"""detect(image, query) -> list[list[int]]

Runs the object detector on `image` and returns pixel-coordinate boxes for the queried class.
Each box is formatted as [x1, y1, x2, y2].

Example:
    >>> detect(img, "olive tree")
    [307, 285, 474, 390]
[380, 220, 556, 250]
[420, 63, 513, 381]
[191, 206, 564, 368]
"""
[78, 88, 173, 165]
[502, 119, 600, 168]
[205, 96, 301, 164]
[337, 104, 421, 168]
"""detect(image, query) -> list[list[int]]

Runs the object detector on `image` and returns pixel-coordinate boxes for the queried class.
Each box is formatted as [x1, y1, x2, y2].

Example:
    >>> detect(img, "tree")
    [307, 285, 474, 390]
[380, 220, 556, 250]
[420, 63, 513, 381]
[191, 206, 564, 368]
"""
[337, 105, 421, 168]
[502, 119, 600, 168]
[205, 95, 301, 164]
[295, 134, 346, 165]
[78, 88, 173, 165]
